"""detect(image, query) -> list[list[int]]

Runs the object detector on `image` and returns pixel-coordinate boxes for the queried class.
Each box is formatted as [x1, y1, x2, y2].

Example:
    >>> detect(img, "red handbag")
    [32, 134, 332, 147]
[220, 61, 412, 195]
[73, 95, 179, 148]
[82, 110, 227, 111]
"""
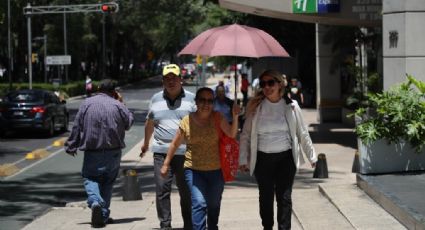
[214, 113, 239, 182]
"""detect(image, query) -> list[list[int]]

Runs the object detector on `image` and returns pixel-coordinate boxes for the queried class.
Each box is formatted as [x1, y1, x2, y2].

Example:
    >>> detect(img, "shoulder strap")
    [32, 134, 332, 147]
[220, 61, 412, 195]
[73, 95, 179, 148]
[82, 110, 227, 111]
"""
[213, 112, 223, 138]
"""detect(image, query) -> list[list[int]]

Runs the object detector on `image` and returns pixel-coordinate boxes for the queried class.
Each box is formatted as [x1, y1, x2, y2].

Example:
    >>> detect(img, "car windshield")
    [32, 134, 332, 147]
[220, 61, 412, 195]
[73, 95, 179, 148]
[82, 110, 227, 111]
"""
[6, 92, 43, 102]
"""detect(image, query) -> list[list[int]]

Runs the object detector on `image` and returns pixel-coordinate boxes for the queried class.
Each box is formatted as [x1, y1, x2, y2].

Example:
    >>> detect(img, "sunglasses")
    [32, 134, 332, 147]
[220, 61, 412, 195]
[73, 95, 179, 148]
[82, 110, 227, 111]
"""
[259, 79, 277, 88]
[196, 97, 214, 105]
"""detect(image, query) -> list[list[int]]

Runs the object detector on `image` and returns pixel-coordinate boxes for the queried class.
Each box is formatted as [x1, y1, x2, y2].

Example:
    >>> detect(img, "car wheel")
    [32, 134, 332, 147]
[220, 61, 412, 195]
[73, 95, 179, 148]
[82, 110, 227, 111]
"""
[61, 115, 69, 132]
[46, 119, 55, 137]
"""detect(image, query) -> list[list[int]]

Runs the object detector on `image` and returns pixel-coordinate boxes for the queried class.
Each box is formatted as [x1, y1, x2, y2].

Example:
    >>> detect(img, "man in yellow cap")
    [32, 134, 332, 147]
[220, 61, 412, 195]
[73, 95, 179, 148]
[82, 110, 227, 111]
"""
[140, 64, 195, 230]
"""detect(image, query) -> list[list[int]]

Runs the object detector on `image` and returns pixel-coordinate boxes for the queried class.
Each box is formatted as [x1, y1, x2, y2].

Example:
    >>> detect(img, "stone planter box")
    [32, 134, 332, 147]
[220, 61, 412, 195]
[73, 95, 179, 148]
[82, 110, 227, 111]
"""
[358, 139, 425, 174]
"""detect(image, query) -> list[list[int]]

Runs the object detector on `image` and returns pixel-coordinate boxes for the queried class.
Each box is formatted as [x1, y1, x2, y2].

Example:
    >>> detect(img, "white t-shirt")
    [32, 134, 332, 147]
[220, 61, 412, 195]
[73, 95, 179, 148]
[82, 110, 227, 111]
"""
[252, 78, 259, 89]
[257, 99, 292, 153]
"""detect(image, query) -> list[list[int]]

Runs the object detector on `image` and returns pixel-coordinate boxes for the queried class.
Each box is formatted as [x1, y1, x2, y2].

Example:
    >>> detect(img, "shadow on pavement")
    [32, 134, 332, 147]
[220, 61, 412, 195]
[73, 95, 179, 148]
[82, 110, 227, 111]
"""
[309, 122, 357, 149]
[0, 172, 86, 217]
[77, 217, 146, 226]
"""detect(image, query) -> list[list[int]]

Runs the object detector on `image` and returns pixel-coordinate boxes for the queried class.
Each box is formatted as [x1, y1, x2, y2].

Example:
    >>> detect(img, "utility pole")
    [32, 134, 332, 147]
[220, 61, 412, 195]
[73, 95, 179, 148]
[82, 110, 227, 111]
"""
[26, 4, 33, 89]
[63, 0, 68, 83]
[8, 0, 13, 90]
[102, 13, 106, 79]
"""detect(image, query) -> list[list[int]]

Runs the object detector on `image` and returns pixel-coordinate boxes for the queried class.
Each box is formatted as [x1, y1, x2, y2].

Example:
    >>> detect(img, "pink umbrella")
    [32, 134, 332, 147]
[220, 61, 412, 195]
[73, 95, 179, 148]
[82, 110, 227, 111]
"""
[179, 24, 290, 58]
[178, 24, 289, 99]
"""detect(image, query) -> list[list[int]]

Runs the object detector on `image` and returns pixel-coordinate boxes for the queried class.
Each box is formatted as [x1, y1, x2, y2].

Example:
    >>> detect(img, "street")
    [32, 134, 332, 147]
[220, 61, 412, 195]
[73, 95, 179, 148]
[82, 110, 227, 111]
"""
[0, 76, 199, 230]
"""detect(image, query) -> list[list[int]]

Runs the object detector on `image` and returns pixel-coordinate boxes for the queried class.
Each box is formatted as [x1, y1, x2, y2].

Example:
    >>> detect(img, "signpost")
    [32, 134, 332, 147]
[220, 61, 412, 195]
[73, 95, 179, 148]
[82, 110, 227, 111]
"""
[46, 55, 71, 65]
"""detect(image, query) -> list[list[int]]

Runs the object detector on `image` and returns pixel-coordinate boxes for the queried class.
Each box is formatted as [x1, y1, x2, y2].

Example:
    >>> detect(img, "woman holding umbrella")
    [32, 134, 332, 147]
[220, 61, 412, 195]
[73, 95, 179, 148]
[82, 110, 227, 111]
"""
[161, 87, 240, 230]
[239, 70, 317, 230]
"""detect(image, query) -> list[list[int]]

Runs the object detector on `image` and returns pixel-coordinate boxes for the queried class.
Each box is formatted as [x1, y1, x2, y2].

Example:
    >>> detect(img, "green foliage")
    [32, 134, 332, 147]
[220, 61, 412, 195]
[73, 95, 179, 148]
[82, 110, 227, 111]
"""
[0, 81, 94, 98]
[355, 75, 425, 153]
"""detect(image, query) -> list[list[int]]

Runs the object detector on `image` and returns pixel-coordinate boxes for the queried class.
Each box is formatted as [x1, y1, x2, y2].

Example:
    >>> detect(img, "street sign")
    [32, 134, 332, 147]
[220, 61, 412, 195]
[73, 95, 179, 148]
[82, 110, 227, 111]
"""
[293, 0, 317, 13]
[318, 0, 340, 13]
[46, 55, 71, 65]
[293, 0, 340, 13]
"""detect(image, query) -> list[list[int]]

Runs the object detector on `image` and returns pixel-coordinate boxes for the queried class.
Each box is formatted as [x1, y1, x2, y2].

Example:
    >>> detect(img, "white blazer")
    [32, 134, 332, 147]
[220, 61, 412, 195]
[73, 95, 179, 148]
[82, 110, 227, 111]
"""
[239, 99, 317, 176]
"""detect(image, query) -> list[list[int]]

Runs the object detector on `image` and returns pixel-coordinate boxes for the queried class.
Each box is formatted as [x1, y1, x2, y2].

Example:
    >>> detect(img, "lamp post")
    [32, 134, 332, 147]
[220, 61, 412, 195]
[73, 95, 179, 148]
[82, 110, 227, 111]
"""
[8, 0, 13, 90]
[25, 3, 33, 89]
[63, 0, 68, 83]
[102, 13, 106, 79]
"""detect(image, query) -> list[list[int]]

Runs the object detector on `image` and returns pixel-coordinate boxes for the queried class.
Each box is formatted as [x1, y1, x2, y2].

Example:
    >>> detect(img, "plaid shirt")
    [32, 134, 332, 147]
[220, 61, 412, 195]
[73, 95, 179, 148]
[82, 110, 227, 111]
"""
[65, 93, 133, 153]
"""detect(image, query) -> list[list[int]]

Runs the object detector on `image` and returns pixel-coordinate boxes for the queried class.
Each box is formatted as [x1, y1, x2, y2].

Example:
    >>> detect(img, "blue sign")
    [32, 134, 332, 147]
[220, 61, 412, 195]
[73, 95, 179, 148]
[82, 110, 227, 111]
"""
[317, 0, 340, 13]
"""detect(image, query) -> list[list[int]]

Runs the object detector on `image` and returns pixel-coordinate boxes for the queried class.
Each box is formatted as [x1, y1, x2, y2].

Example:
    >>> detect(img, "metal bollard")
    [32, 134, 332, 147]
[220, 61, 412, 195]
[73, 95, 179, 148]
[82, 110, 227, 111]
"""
[313, 153, 328, 178]
[122, 169, 142, 201]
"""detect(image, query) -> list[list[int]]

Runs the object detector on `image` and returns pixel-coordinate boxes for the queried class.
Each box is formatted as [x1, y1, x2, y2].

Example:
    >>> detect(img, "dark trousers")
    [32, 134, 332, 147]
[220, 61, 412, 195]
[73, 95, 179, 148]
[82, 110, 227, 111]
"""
[254, 150, 296, 230]
[241, 90, 248, 106]
[154, 153, 192, 229]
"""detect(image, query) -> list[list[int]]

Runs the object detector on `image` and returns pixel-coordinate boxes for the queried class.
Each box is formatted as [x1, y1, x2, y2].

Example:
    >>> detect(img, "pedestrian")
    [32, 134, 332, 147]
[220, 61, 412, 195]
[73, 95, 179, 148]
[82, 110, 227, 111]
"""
[239, 70, 317, 230]
[251, 76, 260, 92]
[65, 79, 134, 228]
[213, 85, 234, 124]
[224, 75, 232, 98]
[240, 73, 250, 106]
[140, 64, 195, 230]
[85, 75, 93, 97]
[288, 77, 304, 106]
[160, 87, 240, 230]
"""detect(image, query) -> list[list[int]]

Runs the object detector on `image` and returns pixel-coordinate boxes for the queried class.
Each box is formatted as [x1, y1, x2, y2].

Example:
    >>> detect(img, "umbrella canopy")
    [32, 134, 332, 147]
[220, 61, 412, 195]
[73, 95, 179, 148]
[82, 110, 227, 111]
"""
[178, 24, 290, 58]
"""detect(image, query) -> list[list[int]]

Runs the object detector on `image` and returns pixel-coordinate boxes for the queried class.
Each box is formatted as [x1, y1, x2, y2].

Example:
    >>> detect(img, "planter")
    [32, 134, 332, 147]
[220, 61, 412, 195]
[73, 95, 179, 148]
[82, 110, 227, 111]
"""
[358, 139, 425, 174]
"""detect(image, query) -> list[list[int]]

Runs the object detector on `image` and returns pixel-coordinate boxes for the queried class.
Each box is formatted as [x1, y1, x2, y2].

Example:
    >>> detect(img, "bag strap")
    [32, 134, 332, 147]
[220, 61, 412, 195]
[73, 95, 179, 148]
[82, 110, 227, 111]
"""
[213, 112, 223, 138]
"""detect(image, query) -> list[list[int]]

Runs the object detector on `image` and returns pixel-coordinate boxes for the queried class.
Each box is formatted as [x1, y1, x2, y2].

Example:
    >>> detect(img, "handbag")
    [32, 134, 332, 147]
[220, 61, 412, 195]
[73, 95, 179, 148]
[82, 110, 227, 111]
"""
[213, 112, 239, 182]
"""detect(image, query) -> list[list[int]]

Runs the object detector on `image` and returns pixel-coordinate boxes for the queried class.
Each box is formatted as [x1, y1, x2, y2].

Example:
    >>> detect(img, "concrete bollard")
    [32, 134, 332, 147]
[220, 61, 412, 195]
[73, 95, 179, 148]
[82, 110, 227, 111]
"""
[122, 169, 142, 201]
[313, 153, 328, 178]
[352, 150, 360, 173]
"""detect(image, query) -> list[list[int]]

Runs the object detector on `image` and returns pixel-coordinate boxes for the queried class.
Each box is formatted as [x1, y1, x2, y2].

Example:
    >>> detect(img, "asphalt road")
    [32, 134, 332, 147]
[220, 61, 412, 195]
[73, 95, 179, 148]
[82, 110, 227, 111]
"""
[0, 76, 199, 230]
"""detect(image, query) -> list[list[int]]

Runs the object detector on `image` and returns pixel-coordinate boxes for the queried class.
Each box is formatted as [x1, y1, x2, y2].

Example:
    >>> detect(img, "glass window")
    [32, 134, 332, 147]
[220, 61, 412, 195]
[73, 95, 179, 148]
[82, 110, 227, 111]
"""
[7, 92, 43, 102]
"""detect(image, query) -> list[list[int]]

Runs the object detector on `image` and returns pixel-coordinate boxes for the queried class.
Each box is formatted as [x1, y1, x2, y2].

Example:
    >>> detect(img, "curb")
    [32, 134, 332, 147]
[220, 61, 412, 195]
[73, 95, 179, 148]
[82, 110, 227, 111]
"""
[0, 163, 20, 176]
[26, 149, 50, 160]
[1, 137, 68, 178]
[357, 174, 424, 230]
[52, 137, 67, 147]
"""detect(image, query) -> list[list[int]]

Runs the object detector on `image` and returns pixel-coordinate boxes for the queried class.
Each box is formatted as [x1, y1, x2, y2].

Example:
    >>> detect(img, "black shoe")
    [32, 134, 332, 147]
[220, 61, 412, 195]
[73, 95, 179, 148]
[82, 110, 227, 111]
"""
[91, 204, 105, 228]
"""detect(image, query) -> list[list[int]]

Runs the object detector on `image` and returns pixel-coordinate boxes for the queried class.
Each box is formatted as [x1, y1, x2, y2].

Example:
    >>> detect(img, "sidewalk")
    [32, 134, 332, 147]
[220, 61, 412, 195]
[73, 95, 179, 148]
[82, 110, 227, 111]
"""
[22, 75, 407, 230]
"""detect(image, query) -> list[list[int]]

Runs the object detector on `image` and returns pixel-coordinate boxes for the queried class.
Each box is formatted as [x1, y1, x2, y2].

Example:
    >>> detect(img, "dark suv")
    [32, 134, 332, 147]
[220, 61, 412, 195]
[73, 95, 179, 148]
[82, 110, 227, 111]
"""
[0, 89, 69, 136]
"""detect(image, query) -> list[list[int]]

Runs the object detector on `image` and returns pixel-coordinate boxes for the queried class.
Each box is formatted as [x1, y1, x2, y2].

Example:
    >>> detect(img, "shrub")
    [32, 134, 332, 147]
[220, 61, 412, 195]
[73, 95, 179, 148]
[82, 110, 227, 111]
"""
[354, 75, 425, 153]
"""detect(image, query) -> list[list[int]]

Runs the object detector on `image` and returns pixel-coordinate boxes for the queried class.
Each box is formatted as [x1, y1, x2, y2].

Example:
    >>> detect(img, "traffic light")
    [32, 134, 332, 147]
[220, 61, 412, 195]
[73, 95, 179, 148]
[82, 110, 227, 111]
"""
[31, 53, 38, 63]
[100, 2, 119, 13]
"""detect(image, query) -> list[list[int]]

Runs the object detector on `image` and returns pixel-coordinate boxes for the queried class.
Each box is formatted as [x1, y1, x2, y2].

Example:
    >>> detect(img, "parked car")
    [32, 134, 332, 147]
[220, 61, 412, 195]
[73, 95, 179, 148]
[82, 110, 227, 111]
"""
[0, 89, 69, 137]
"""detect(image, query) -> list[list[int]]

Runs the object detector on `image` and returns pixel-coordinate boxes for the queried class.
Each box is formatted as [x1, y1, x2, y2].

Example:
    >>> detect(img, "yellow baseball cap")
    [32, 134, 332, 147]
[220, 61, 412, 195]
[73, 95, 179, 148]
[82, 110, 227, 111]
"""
[162, 64, 180, 76]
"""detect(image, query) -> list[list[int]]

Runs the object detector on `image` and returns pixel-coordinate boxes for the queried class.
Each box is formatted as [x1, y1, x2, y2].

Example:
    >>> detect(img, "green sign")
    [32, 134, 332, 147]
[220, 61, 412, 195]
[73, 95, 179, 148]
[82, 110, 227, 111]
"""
[293, 0, 317, 13]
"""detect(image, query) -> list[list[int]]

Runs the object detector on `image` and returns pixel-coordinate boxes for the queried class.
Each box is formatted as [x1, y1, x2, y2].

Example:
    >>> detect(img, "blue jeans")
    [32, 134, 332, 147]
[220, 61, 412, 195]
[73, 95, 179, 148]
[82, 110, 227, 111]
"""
[184, 168, 224, 230]
[82, 149, 121, 221]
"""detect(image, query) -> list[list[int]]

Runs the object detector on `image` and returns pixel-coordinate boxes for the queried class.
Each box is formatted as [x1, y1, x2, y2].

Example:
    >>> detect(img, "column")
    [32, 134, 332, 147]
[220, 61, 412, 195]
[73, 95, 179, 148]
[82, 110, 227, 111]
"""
[383, 0, 425, 89]
[315, 23, 342, 122]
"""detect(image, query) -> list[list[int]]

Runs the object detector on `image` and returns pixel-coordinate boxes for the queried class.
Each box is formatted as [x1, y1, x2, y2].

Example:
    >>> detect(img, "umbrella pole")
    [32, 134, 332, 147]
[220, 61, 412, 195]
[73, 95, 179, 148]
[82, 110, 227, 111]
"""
[234, 58, 237, 102]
